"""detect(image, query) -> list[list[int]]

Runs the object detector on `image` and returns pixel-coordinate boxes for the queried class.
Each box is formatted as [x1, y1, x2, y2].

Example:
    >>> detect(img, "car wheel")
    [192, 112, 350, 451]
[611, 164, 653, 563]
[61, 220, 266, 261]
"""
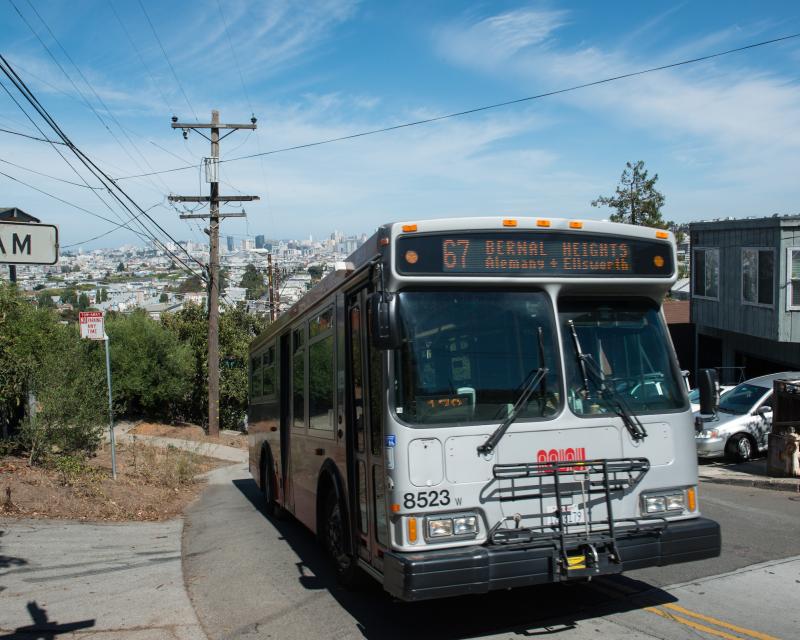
[323, 490, 360, 587]
[726, 434, 754, 462]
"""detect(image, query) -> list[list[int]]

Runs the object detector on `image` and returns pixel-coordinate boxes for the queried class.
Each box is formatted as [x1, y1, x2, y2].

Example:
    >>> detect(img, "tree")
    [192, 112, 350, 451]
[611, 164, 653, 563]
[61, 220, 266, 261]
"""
[178, 274, 205, 293]
[1, 283, 106, 460]
[159, 292, 169, 303]
[61, 288, 77, 305]
[100, 288, 109, 302]
[591, 161, 667, 228]
[37, 292, 55, 308]
[308, 265, 324, 282]
[78, 293, 90, 311]
[239, 264, 266, 300]
[116, 261, 125, 272]
[106, 311, 193, 420]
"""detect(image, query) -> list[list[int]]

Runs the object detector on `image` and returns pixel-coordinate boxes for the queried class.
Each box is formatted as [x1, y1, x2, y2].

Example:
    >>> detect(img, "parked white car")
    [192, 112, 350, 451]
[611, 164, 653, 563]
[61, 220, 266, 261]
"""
[688, 385, 734, 413]
[694, 371, 800, 462]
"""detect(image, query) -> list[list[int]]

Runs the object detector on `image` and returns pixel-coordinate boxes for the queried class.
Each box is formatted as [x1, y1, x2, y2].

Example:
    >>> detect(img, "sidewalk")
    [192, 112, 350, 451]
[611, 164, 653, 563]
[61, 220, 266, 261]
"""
[111, 421, 247, 464]
[698, 459, 800, 492]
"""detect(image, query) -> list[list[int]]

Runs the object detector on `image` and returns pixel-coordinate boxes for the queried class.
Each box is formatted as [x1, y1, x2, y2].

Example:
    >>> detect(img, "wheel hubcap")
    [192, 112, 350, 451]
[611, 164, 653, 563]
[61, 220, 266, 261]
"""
[738, 438, 751, 458]
[327, 503, 349, 569]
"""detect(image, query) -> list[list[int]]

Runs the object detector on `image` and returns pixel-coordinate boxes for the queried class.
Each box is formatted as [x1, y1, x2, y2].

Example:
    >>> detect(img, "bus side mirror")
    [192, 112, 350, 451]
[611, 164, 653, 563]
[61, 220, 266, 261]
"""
[698, 368, 719, 416]
[368, 292, 401, 350]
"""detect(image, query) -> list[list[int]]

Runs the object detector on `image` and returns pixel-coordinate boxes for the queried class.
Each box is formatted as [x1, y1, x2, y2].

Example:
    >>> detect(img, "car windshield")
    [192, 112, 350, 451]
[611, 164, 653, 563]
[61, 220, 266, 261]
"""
[718, 383, 768, 415]
[559, 298, 686, 415]
[394, 291, 562, 425]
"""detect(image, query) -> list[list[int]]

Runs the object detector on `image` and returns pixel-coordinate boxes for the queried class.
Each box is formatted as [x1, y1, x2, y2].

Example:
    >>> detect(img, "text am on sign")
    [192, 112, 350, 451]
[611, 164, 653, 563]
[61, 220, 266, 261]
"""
[0, 221, 59, 265]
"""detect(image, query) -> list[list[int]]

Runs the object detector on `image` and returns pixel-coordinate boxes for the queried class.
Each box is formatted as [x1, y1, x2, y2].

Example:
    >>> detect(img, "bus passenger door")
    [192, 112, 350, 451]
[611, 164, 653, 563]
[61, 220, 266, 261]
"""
[346, 289, 389, 572]
[347, 293, 371, 563]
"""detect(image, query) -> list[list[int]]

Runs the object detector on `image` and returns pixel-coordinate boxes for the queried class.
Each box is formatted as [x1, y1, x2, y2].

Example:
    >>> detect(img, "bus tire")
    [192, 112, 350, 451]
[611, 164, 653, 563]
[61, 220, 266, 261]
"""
[260, 448, 285, 519]
[323, 489, 360, 587]
[726, 433, 755, 462]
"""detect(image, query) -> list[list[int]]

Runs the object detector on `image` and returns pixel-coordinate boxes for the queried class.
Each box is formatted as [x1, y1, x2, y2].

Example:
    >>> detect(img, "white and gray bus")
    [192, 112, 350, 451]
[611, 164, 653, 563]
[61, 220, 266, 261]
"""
[248, 216, 720, 601]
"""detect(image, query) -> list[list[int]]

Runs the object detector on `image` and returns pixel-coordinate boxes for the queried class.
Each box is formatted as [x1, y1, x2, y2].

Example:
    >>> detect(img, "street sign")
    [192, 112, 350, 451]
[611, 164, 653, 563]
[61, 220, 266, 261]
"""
[79, 311, 105, 340]
[0, 221, 58, 265]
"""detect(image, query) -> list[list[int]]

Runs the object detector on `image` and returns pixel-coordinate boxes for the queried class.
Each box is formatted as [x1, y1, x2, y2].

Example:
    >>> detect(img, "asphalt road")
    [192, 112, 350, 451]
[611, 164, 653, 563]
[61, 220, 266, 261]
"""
[183, 465, 800, 640]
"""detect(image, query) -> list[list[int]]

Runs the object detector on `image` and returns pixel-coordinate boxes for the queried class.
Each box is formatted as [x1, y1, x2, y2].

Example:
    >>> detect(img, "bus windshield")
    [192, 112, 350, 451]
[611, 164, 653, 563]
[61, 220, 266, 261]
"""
[559, 299, 686, 415]
[395, 291, 562, 425]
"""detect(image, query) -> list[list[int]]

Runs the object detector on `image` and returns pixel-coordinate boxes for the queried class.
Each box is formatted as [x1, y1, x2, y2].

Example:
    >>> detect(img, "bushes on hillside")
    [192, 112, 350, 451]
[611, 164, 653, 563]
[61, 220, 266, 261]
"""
[1, 284, 268, 462]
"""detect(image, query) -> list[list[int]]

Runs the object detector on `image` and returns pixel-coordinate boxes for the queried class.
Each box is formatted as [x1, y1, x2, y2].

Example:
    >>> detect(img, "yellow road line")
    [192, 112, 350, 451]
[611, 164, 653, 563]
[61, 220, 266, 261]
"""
[661, 603, 781, 640]
[646, 606, 744, 640]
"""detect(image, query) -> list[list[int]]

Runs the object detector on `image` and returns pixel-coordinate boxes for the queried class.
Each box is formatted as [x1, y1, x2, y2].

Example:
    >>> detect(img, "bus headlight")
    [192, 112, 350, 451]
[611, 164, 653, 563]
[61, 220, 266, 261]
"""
[425, 513, 479, 540]
[641, 488, 696, 514]
[427, 518, 454, 538]
[453, 516, 478, 536]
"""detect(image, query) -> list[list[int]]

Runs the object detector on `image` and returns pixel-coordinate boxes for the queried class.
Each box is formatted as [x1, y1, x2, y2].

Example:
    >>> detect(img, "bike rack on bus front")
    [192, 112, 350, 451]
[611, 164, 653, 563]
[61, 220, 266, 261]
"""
[484, 457, 664, 577]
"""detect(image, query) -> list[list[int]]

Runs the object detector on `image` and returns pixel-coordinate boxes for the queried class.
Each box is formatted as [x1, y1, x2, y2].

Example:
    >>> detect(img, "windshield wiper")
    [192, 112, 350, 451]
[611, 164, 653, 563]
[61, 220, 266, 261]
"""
[478, 327, 549, 455]
[567, 320, 648, 441]
[477, 367, 548, 455]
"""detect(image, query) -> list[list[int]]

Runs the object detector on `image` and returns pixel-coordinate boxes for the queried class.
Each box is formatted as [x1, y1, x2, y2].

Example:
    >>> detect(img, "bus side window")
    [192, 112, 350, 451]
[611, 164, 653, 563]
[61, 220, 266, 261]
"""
[350, 305, 365, 452]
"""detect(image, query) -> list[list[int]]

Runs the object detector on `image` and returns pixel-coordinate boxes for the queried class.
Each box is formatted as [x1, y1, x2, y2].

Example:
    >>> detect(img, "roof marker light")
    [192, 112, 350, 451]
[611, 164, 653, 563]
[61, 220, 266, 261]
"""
[656, 230, 669, 239]
[402, 224, 417, 233]
[502, 219, 517, 227]
[569, 221, 583, 229]
[537, 219, 551, 227]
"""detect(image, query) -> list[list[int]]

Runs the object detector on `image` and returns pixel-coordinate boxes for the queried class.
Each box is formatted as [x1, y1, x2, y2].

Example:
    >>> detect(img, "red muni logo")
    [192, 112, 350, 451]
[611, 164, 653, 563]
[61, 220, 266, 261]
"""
[536, 447, 586, 471]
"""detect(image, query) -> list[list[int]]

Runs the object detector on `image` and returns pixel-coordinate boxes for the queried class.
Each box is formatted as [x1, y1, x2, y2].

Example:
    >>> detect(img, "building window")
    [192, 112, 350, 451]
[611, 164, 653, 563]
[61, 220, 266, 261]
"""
[788, 249, 800, 310]
[693, 248, 720, 300]
[741, 248, 774, 307]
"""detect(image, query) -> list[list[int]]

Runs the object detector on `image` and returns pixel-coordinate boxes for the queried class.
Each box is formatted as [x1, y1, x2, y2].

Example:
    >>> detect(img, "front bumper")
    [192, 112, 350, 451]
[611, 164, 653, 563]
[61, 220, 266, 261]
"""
[382, 517, 721, 601]
[695, 437, 726, 458]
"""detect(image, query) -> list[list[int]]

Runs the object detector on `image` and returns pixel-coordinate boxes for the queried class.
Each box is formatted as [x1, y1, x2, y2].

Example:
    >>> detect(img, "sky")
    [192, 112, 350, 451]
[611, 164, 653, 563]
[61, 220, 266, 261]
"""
[1, 0, 799, 250]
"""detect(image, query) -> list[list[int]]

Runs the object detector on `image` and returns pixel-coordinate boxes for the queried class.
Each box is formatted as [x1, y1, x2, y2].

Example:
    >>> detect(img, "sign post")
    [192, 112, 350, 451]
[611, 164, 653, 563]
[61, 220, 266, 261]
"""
[80, 311, 116, 479]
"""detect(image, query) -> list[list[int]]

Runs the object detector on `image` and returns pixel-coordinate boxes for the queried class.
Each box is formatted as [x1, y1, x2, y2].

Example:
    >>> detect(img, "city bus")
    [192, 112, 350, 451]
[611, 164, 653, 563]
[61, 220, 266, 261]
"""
[248, 217, 721, 601]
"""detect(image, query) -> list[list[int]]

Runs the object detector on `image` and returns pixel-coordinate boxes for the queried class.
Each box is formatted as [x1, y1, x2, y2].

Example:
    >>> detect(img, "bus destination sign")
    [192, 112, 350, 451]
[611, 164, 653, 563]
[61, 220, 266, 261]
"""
[396, 231, 673, 277]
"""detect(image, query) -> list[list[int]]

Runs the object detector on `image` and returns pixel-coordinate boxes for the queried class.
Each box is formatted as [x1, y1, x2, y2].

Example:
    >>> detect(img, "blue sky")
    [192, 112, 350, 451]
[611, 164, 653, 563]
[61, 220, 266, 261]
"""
[1, 0, 799, 249]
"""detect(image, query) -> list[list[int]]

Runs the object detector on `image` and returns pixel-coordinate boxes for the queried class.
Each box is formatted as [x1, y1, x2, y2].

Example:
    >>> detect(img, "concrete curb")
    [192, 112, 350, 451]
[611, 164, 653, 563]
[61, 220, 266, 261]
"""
[699, 473, 800, 493]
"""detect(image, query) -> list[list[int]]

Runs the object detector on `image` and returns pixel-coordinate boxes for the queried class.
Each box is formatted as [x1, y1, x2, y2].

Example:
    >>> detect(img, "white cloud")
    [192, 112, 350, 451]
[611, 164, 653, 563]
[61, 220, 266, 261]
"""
[433, 12, 800, 221]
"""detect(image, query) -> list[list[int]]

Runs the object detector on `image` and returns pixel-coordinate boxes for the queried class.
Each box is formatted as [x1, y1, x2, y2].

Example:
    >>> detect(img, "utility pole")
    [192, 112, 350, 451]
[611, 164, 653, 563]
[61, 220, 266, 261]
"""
[169, 110, 259, 436]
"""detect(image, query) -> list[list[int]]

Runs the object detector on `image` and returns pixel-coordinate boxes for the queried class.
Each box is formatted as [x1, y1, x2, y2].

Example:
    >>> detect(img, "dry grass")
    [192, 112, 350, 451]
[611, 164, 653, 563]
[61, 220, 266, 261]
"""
[130, 421, 248, 450]
[0, 440, 223, 522]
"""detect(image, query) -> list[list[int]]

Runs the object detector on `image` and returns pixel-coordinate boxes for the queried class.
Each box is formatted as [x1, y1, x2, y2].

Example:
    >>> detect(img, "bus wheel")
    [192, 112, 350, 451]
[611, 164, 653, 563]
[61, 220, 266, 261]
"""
[323, 491, 359, 586]
[261, 452, 283, 518]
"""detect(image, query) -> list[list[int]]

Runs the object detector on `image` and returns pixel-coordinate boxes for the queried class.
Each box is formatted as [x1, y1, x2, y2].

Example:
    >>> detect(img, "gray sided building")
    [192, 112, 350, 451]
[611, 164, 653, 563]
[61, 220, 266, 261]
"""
[691, 216, 800, 383]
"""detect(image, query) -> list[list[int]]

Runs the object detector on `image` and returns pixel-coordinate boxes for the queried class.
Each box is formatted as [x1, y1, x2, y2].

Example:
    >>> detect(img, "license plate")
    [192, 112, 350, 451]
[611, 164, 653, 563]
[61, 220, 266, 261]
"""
[562, 506, 585, 525]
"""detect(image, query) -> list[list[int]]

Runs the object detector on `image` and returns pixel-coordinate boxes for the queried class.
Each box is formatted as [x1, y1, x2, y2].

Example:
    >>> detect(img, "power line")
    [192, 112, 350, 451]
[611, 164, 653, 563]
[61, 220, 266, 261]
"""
[115, 30, 800, 181]
[0, 168, 152, 241]
[0, 156, 103, 189]
[61, 202, 162, 248]
[0, 125, 66, 144]
[107, 0, 175, 115]
[0, 54, 207, 279]
[20, 0, 178, 198]
[215, 0, 253, 114]
[136, 0, 198, 121]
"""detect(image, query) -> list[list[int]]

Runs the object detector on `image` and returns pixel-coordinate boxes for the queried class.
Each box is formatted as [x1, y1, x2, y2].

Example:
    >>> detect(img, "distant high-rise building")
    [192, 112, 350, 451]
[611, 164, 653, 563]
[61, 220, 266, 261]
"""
[226, 236, 234, 252]
[242, 238, 255, 251]
[255, 234, 265, 249]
